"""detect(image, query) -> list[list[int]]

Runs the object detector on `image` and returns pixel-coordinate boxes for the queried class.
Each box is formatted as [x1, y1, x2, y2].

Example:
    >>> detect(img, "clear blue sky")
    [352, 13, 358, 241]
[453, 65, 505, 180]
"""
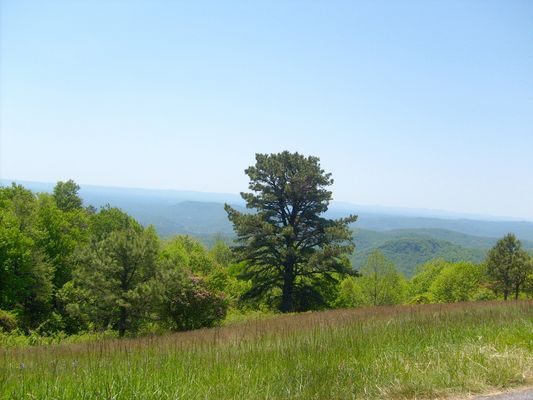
[1, 1, 532, 220]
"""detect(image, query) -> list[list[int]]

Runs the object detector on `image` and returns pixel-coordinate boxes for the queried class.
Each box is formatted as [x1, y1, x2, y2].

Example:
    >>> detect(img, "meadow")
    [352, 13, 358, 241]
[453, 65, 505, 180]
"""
[1, 301, 532, 399]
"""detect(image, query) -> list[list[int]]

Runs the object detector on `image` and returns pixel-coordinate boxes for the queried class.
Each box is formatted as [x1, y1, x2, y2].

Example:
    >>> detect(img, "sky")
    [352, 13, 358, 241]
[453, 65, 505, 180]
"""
[1, 0, 532, 220]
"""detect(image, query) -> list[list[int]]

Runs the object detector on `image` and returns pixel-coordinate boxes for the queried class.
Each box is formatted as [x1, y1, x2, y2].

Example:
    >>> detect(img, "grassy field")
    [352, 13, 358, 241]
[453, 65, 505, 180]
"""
[1, 301, 532, 399]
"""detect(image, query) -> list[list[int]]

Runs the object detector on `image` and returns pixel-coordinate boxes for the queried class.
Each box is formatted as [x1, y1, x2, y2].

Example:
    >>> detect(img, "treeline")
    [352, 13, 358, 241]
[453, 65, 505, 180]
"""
[337, 242, 533, 308]
[0, 181, 232, 338]
[1, 180, 532, 340]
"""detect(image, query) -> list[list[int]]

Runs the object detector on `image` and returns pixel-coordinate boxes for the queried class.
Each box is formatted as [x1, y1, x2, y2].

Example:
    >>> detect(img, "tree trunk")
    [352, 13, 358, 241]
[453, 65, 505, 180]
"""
[118, 306, 127, 337]
[503, 290, 509, 301]
[280, 271, 295, 313]
[514, 285, 520, 300]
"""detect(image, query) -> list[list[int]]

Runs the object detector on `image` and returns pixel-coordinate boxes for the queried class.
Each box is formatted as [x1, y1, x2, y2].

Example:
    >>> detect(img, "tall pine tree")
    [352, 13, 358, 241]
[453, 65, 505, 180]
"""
[225, 151, 357, 312]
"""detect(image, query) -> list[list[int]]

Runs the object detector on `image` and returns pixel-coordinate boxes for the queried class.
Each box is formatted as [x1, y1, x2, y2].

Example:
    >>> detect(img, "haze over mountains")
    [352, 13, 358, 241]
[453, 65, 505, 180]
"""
[3, 179, 533, 277]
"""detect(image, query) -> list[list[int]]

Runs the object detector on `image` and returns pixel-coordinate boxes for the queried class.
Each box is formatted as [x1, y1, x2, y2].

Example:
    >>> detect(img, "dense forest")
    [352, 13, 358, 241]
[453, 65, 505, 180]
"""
[1, 153, 532, 341]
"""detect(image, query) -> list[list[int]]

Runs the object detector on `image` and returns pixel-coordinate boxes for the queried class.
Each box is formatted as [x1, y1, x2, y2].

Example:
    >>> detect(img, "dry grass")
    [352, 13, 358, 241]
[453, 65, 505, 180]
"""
[1, 301, 532, 399]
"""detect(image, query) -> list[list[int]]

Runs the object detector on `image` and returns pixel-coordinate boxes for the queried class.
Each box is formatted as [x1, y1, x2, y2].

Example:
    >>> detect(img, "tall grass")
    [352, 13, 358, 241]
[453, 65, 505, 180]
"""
[1, 301, 532, 399]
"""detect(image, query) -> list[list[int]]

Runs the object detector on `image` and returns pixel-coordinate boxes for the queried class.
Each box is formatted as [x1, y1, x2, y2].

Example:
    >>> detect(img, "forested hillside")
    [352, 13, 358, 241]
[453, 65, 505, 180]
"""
[4, 179, 533, 278]
[4, 180, 533, 240]
[1, 174, 532, 343]
[350, 228, 533, 277]
[3, 181, 533, 277]
[351, 237, 486, 276]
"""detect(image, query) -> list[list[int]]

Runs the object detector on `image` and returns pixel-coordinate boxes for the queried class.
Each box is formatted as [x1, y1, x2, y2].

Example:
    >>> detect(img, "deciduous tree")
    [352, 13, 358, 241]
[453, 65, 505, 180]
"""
[428, 261, 486, 303]
[359, 250, 406, 306]
[0, 184, 54, 329]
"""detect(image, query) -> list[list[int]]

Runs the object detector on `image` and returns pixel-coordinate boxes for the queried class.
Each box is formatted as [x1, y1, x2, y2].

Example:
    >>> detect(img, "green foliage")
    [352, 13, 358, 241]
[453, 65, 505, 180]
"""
[225, 151, 357, 312]
[0, 184, 54, 329]
[52, 179, 83, 212]
[0, 309, 18, 332]
[35, 193, 90, 288]
[407, 259, 448, 302]
[470, 287, 497, 301]
[2, 302, 532, 399]
[205, 264, 250, 307]
[152, 266, 227, 331]
[160, 235, 216, 275]
[358, 251, 407, 306]
[54, 281, 92, 334]
[0, 329, 117, 348]
[428, 262, 487, 303]
[208, 237, 234, 267]
[1, 181, 235, 338]
[73, 226, 159, 336]
[525, 267, 533, 298]
[353, 236, 486, 277]
[152, 236, 229, 330]
[407, 259, 494, 304]
[3, 179, 533, 345]
[486, 233, 532, 300]
[90, 205, 141, 242]
[335, 276, 365, 308]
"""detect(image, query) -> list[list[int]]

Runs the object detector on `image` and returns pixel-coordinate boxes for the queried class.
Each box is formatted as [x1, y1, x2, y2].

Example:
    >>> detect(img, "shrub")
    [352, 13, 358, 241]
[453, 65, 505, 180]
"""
[155, 269, 228, 331]
[0, 309, 18, 332]
[408, 293, 434, 304]
[471, 287, 497, 301]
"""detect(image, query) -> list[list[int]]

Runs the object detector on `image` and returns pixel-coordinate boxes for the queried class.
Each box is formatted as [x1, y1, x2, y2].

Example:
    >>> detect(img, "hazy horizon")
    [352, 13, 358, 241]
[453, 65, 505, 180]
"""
[1, 1, 532, 219]
[2, 177, 532, 223]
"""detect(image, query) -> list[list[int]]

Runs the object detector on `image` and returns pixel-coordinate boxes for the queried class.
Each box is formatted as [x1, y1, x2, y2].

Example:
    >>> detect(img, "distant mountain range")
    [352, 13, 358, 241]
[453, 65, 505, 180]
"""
[351, 229, 495, 276]
[3, 179, 533, 277]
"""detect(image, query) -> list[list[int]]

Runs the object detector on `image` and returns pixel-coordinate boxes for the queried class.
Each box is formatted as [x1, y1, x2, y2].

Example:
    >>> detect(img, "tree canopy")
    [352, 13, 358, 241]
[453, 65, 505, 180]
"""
[52, 180, 83, 212]
[2, 173, 532, 342]
[225, 151, 357, 312]
[486, 233, 532, 300]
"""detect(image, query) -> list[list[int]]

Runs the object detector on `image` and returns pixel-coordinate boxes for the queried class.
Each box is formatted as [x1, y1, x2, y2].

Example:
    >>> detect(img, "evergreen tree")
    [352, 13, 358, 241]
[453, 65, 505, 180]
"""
[52, 180, 83, 212]
[74, 226, 159, 336]
[225, 151, 357, 312]
[486, 234, 532, 300]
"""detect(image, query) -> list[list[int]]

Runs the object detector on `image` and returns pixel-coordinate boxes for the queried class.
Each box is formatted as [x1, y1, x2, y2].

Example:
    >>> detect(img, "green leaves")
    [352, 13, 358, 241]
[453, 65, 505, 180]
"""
[52, 180, 83, 212]
[226, 151, 357, 312]
[429, 261, 487, 303]
[486, 233, 532, 299]
[0, 184, 54, 329]
[358, 250, 406, 306]
[73, 226, 159, 336]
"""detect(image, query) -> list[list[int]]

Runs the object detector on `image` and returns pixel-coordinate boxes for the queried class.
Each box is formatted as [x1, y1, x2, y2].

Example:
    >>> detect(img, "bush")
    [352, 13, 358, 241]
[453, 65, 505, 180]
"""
[408, 293, 433, 304]
[167, 276, 228, 331]
[155, 268, 228, 331]
[35, 312, 65, 336]
[0, 309, 18, 332]
[471, 287, 497, 301]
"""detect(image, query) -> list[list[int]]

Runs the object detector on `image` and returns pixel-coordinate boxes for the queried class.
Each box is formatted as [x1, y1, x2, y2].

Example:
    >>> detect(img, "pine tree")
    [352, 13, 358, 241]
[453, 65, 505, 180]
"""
[225, 151, 357, 312]
[486, 233, 532, 300]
